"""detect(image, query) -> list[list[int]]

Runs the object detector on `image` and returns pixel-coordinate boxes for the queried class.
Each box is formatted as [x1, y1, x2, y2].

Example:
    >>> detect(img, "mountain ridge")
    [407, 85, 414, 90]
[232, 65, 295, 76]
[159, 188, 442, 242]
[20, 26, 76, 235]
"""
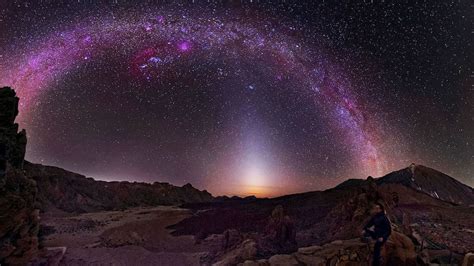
[334, 163, 474, 206]
[25, 159, 474, 214]
[23, 161, 214, 213]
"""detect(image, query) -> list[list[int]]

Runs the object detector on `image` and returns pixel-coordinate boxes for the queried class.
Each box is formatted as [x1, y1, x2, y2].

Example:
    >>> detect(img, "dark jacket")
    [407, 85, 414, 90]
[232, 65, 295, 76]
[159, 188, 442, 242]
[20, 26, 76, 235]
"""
[364, 212, 392, 241]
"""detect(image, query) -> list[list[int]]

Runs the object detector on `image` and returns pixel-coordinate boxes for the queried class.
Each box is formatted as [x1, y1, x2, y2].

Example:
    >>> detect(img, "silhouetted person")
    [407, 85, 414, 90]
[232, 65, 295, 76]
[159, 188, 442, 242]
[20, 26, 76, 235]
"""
[362, 203, 391, 266]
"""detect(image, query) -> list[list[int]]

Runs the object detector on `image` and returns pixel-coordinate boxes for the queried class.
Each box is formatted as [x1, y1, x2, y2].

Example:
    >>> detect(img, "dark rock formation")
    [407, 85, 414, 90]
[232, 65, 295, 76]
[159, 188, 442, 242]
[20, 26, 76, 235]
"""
[0, 87, 27, 171]
[383, 231, 417, 265]
[258, 205, 297, 256]
[0, 87, 39, 265]
[222, 229, 242, 250]
[213, 239, 258, 266]
[0, 169, 39, 265]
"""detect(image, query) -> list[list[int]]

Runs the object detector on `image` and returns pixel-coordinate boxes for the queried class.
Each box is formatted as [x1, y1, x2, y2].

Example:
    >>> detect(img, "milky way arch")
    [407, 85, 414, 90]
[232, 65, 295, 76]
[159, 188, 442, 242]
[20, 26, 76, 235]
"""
[0, 10, 388, 183]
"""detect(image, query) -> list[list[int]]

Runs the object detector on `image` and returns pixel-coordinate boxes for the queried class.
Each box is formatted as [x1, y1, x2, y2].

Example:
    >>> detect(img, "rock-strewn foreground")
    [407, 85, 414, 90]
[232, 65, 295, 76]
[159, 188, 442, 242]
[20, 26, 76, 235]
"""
[215, 233, 417, 266]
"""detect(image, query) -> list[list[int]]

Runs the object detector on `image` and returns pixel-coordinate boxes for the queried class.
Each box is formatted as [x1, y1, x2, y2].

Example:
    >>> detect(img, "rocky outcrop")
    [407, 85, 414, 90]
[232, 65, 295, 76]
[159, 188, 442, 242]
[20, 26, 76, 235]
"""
[258, 205, 297, 256]
[200, 206, 298, 265]
[239, 233, 416, 266]
[0, 87, 26, 171]
[0, 87, 39, 264]
[382, 231, 417, 265]
[0, 169, 39, 265]
[315, 178, 383, 242]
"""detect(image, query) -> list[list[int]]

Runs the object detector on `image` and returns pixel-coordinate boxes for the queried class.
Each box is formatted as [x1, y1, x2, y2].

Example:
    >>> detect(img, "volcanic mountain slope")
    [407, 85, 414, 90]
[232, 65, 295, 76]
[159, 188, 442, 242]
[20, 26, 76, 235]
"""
[379, 164, 474, 205]
[23, 161, 213, 213]
[336, 163, 474, 205]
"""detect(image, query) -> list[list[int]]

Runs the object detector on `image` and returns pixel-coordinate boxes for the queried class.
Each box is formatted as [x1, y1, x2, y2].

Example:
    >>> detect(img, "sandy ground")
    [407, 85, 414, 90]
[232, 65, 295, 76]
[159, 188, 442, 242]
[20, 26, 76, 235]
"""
[39, 206, 210, 265]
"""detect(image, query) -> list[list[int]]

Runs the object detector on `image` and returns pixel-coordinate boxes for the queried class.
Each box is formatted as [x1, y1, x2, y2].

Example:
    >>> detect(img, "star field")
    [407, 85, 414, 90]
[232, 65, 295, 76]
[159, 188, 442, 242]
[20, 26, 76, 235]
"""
[0, 1, 472, 196]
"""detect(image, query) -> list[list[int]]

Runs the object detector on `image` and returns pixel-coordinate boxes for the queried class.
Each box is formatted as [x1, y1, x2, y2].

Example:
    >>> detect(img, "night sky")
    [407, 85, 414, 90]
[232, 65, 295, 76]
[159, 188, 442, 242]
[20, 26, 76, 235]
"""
[0, 1, 472, 197]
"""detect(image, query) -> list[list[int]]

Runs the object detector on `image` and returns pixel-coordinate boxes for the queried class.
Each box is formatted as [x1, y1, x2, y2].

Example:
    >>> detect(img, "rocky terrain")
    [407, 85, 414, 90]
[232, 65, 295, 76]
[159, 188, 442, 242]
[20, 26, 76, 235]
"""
[215, 233, 416, 266]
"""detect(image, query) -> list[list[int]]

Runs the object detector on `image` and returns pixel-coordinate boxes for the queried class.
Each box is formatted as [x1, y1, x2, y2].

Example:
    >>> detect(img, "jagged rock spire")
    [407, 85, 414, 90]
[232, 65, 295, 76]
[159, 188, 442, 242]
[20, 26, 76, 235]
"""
[0, 87, 27, 172]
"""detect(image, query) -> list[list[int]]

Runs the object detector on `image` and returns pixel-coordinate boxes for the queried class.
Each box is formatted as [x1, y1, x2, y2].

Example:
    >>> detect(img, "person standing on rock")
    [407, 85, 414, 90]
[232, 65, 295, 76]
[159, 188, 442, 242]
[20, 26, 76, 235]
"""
[362, 203, 392, 266]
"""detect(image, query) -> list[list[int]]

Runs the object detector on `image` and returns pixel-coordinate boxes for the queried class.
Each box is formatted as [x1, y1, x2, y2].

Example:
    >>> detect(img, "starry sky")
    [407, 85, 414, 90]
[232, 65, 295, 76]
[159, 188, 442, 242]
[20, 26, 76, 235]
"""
[0, 1, 472, 197]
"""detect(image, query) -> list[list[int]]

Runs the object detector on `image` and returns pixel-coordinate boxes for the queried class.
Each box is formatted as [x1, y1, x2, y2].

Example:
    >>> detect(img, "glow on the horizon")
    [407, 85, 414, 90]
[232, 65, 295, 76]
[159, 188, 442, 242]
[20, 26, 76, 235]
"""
[244, 164, 267, 187]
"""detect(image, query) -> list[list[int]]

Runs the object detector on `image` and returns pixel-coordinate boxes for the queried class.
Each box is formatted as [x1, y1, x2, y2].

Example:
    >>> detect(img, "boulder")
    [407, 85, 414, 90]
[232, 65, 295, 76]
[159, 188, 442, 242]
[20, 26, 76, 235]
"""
[297, 245, 322, 255]
[239, 259, 269, 266]
[462, 253, 474, 266]
[222, 229, 242, 250]
[382, 231, 417, 265]
[337, 261, 365, 266]
[268, 254, 299, 265]
[213, 239, 258, 266]
[294, 252, 325, 265]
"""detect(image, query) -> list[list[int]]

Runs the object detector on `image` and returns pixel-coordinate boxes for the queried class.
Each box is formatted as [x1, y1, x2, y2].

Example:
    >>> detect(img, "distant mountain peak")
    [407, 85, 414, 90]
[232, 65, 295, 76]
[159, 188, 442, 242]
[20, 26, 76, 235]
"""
[378, 164, 474, 205]
[334, 164, 473, 205]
